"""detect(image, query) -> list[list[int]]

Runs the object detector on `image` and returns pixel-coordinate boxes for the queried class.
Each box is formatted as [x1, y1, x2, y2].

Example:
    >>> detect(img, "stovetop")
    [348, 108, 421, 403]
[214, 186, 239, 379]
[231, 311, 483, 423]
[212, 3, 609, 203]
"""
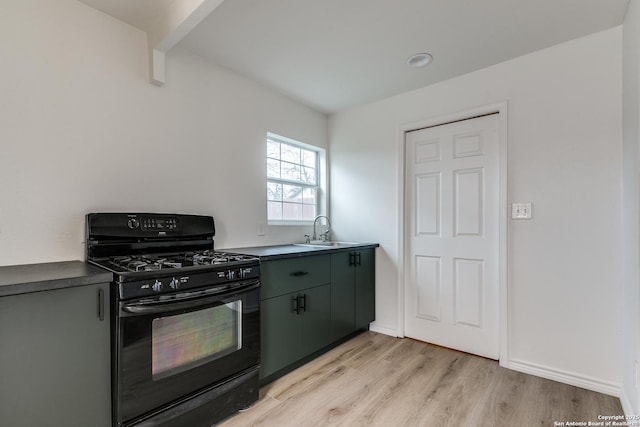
[88, 249, 260, 299]
[89, 250, 259, 275]
[93, 250, 257, 273]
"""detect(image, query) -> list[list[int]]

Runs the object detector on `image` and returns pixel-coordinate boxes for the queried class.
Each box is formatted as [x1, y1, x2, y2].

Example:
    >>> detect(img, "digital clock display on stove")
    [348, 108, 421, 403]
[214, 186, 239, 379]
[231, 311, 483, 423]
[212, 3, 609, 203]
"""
[142, 217, 178, 230]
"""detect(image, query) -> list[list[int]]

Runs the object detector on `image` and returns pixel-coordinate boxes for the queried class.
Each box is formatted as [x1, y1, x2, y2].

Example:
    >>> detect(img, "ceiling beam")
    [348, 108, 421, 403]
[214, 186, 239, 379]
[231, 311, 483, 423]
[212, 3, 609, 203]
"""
[147, 0, 225, 85]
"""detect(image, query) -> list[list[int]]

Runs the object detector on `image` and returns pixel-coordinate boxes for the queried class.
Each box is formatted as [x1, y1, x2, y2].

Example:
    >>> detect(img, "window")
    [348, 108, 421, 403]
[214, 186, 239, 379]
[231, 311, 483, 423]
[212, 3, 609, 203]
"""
[266, 133, 321, 223]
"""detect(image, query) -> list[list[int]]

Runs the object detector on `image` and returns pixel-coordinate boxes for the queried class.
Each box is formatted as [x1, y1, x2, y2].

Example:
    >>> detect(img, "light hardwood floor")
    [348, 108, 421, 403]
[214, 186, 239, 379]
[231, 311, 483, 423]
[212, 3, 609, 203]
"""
[220, 331, 623, 427]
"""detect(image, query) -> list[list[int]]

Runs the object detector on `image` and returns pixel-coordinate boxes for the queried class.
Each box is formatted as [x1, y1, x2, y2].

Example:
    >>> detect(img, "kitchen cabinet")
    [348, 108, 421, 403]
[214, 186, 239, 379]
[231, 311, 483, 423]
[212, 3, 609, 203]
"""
[298, 285, 331, 357]
[0, 282, 111, 427]
[260, 254, 332, 379]
[354, 248, 376, 329]
[261, 285, 331, 378]
[330, 251, 355, 340]
[330, 248, 376, 340]
[260, 291, 299, 376]
[228, 244, 378, 383]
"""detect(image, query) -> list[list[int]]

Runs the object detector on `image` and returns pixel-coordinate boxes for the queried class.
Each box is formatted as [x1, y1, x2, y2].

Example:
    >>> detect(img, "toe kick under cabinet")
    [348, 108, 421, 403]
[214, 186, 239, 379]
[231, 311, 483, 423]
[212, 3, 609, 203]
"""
[259, 248, 375, 382]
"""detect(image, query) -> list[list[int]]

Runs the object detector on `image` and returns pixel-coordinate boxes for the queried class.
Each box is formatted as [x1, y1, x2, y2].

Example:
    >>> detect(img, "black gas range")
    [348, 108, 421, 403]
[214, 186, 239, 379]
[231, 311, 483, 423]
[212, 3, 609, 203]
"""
[86, 212, 260, 427]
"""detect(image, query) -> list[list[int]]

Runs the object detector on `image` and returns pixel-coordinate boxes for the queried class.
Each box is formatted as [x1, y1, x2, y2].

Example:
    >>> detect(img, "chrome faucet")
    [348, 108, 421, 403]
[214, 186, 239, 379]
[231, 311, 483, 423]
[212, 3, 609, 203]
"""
[312, 215, 331, 241]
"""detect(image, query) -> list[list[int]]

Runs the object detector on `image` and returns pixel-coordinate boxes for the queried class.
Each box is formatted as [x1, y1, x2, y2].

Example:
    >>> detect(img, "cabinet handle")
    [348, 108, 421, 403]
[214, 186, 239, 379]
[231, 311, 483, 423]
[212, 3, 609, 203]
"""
[291, 271, 309, 277]
[97, 288, 105, 321]
[293, 295, 300, 314]
[349, 252, 361, 267]
[292, 294, 307, 314]
[299, 294, 307, 313]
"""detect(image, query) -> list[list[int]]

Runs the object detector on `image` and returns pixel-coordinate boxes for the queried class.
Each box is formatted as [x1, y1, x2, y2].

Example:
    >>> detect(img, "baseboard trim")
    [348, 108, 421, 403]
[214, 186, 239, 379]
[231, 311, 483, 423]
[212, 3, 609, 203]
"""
[369, 323, 398, 337]
[507, 358, 620, 397]
[620, 388, 639, 417]
[621, 389, 633, 417]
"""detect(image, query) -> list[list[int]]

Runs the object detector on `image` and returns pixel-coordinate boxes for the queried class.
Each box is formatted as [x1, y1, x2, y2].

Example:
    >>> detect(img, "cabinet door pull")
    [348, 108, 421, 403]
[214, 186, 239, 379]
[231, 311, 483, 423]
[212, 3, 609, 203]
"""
[291, 271, 309, 277]
[293, 295, 300, 314]
[299, 294, 307, 313]
[349, 252, 355, 266]
[356, 252, 362, 267]
[97, 288, 105, 321]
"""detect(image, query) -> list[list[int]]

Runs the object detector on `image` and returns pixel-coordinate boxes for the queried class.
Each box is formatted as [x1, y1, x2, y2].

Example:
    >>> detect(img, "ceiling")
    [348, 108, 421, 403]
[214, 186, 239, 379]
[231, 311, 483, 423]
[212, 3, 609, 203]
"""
[79, 0, 629, 114]
[79, 0, 175, 31]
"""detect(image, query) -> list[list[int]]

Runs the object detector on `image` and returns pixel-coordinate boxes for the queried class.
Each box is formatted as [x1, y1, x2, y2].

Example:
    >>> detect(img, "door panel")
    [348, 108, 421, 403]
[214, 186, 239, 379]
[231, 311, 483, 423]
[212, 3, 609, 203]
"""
[416, 173, 441, 236]
[298, 285, 331, 358]
[453, 132, 484, 158]
[453, 258, 484, 327]
[260, 294, 299, 378]
[355, 249, 376, 329]
[0, 283, 111, 427]
[404, 113, 499, 359]
[415, 255, 441, 321]
[454, 168, 484, 237]
[330, 252, 355, 341]
[415, 138, 441, 162]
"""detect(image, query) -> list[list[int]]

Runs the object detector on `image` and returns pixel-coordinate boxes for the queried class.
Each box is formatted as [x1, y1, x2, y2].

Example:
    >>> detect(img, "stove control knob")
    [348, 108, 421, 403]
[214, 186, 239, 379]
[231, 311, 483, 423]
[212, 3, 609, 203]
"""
[152, 280, 162, 293]
[169, 278, 180, 290]
[225, 269, 236, 280]
[127, 218, 140, 229]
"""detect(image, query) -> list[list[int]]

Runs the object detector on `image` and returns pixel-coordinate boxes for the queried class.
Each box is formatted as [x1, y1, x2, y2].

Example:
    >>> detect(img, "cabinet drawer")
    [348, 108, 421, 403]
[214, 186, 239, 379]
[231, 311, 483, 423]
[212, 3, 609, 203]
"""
[261, 255, 330, 300]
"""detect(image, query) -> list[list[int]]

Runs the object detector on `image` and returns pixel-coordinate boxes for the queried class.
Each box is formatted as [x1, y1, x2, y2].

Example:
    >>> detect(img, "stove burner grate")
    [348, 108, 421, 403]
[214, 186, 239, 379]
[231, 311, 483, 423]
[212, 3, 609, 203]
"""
[105, 251, 255, 273]
[185, 251, 250, 266]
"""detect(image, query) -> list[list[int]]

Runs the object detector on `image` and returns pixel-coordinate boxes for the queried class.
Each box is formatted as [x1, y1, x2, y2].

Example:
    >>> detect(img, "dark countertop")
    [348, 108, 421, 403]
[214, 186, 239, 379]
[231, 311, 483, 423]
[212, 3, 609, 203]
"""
[0, 261, 113, 297]
[222, 242, 379, 261]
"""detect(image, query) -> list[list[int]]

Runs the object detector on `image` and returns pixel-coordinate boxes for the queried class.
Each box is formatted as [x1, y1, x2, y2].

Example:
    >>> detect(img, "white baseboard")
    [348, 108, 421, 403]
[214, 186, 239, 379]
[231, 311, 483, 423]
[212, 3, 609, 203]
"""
[507, 358, 620, 397]
[369, 323, 398, 337]
[620, 387, 639, 417]
[621, 389, 634, 416]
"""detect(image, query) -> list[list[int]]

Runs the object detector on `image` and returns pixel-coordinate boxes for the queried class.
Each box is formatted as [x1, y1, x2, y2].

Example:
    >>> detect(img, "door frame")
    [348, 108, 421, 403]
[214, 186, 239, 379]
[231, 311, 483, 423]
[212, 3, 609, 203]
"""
[396, 101, 509, 365]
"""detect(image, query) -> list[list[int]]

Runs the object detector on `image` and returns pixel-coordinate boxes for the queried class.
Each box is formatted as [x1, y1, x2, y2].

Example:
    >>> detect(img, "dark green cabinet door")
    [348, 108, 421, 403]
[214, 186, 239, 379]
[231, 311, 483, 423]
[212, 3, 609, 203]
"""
[330, 252, 355, 340]
[355, 249, 376, 329]
[260, 293, 299, 378]
[0, 283, 111, 427]
[298, 285, 331, 358]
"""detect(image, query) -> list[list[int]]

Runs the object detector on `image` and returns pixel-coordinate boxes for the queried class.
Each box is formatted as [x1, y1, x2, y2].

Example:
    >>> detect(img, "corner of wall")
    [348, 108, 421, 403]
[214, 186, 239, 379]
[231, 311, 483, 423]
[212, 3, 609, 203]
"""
[622, 0, 640, 417]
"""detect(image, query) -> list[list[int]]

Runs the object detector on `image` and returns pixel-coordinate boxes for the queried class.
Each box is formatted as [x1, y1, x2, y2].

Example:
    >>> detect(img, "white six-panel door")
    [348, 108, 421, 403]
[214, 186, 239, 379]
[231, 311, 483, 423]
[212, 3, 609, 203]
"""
[404, 113, 500, 359]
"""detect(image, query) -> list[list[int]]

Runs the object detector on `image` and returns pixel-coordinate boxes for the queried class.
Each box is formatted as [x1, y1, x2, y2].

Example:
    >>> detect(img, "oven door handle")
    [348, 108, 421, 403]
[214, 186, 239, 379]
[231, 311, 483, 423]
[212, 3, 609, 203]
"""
[121, 280, 259, 315]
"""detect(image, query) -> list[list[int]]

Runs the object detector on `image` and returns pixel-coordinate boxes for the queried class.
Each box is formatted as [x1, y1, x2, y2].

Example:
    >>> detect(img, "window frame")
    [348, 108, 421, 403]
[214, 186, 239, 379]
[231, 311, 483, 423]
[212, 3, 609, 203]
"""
[266, 133, 326, 225]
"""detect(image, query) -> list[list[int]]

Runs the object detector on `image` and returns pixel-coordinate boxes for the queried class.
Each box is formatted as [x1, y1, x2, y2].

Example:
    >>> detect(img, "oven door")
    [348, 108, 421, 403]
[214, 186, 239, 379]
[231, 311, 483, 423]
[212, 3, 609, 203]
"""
[114, 279, 260, 427]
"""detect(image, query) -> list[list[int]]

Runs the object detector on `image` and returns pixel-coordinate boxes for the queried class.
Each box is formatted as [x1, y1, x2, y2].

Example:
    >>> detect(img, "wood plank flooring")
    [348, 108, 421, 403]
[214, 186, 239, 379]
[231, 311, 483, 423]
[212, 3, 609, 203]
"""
[219, 331, 623, 427]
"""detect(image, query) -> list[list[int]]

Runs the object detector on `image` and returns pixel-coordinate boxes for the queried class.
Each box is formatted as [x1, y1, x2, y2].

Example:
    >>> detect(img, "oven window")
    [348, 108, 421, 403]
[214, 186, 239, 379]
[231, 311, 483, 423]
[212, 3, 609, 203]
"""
[152, 301, 242, 379]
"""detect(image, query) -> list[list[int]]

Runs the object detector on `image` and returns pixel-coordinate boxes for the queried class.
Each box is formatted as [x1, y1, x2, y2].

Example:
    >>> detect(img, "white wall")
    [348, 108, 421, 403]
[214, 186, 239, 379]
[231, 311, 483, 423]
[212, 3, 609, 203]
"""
[622, 0, 640, 415]
[329, 28, 623, 394]
[0, 0, 327, 266]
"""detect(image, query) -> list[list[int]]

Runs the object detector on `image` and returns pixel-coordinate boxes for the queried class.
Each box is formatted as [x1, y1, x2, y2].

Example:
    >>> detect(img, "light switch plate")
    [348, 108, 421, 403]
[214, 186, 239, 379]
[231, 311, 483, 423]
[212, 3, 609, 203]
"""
[256, 221, 265, 236]
[511, 202, 532, 219]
